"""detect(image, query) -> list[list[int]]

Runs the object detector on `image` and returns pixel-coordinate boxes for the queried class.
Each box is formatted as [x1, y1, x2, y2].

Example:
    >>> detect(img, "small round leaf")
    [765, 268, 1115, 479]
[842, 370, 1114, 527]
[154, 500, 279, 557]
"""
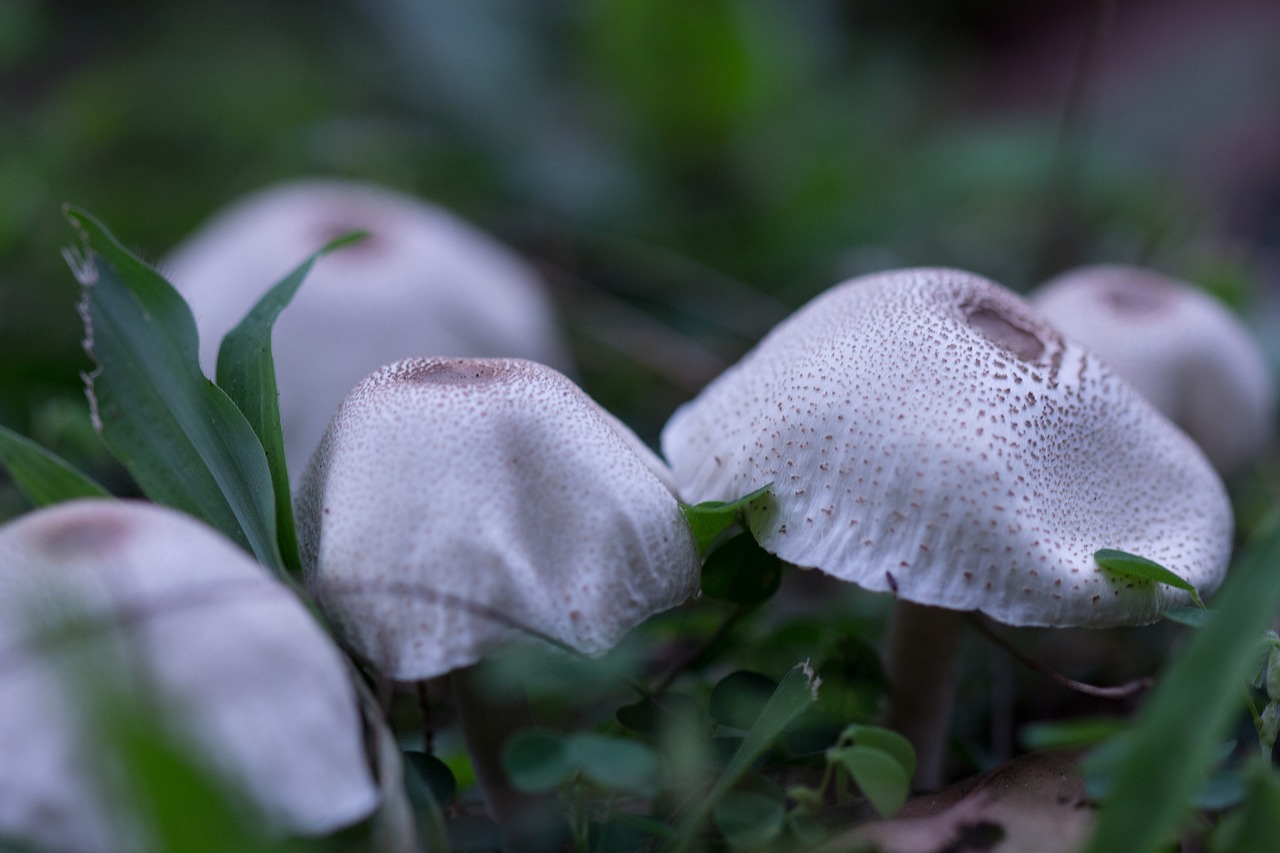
[404, 750, 458, 806]
[502, 729, 572, 793]
[566, 733, 662, 797]
[701, 533, 782, 603]
[713, 789, 785, 848]
[710, 670, 777, 730]
[835, 744, 910, 817]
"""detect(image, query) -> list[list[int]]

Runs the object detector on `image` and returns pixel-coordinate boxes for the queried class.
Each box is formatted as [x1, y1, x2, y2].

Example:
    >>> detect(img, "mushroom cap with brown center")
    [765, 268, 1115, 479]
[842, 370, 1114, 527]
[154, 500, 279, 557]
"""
[163, 179, 572, 475]
[296, 357, 701, 680]
[1031, 264, 1274, 476]
[0, 499, 378, 850]
[662, 268, 1233, 628]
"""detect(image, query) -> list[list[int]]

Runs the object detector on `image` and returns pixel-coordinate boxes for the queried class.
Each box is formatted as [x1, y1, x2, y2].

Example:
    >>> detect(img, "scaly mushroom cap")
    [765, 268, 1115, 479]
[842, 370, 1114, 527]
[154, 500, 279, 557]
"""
[1031, 264, 1274, 476]
[296, 357, 701, 680]
[163, 179, 572, 474]
[0, 500, 378, 851]
[662, 268, 1233, 628]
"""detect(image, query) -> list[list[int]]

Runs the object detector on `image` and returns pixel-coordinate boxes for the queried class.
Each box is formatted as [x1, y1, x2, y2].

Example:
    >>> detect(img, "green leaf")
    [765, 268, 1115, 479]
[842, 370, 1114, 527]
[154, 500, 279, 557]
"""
[565, 733, 662, 797]
[673, 661, 820, 850]
[680, 484, 771, 554]
[64, 207, 283, 573]
[1211, 760, 1280, 853]
[713, 789, 785, 848]
[1094, 548, 1204, 608]
[215, 231, 365, 575]
[0, 424, 110, 506]
[616, 692, 700, 735]
[1163, 606, 1211, 627]
[832, 744, 910, 817]
[700, 532, 782, 603]
[1084, 522, 1280, 853]
[842, 725, 917, 780]
[405, 750, 458, 807]
[709, 670, 777, 730]
[501, 729, 572, 793]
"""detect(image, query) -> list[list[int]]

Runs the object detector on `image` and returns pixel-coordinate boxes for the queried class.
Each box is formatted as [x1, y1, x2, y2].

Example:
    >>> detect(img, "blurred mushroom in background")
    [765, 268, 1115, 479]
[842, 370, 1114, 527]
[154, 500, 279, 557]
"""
[1031, 264, 1274, 476]
[0, 499, 380, 851]
[162, 179, 573, 476]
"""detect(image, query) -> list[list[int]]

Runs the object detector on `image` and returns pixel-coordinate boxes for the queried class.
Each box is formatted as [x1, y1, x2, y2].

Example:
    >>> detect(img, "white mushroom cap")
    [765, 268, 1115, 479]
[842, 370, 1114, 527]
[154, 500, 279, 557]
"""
[162, 179, 573, 475]
[1031, 264, 1275, 476]
[0, 499, 378, 851]
[295, 357, 701, 681]
[662, 268, 1233, 628]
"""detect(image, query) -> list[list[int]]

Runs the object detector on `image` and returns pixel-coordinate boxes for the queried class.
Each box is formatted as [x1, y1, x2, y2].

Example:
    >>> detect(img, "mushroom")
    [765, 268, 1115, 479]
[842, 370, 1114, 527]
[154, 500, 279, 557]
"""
[295, 356, 700, 839]
[661, 267, 1234, 788]
[162, 179, 573, 475]
[1030, 264, 1274, 476]
[0, 499, 379, 851]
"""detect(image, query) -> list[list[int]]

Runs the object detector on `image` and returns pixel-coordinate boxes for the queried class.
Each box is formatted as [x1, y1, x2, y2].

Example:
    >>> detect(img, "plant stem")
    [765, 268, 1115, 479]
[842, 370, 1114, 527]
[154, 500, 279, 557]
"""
[966, 615, 1152, 699]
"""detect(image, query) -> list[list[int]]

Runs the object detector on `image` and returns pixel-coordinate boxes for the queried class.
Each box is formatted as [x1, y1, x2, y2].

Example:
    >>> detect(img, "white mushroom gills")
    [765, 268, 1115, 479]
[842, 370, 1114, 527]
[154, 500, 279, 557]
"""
[295, 356, 701, 680]
[162, 179, 573, 476]
[661, 267, 1234, 787]
[1031, 264, 1275, 476]
[0, 500, 379, 851]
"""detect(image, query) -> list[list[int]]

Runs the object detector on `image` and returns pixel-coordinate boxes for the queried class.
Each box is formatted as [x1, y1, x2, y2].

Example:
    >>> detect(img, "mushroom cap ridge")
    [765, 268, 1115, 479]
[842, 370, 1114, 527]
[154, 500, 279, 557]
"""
[1031, 264, 1275, 476]
[0, 499, 378, 849]
[296, 357, 701, 681]
[662, 268, 1233, 628]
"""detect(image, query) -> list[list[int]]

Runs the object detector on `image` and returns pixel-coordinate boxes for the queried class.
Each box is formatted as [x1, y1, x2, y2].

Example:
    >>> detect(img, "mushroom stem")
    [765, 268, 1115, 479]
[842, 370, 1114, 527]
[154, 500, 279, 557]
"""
[450, 662, 567, 851]
[883, 600, 968, 791]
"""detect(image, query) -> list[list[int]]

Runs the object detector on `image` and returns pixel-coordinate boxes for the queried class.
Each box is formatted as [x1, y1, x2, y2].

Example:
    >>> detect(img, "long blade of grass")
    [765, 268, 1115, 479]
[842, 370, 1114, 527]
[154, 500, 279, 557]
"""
[216, 231, 366, 575]
[673, 660, 819, 850]
[0, 424, 110, 506]
[65, 206, 283, 574]
[1084, 519, 1280, 853]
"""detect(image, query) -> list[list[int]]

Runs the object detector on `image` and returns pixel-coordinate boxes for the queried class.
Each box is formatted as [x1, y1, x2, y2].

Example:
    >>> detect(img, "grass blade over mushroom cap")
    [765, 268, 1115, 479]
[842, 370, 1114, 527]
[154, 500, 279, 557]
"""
[661, 267, 1233, 629]
[295, 356, 701, 681]
[0, 499, 379, 849]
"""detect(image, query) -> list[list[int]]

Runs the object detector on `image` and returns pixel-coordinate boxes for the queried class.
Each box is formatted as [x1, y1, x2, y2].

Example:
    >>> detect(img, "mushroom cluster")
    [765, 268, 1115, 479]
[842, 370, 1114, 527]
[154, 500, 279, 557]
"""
[0, 499, 379, 851]
[661, 267, 1234, 786]
[163, 179, 572, 474]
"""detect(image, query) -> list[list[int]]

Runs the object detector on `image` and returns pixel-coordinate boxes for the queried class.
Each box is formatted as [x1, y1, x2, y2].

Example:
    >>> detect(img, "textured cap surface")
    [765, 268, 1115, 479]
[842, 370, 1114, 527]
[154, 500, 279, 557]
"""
[296, 357, 701, 680]
[0, 500, 378, 851]
[163, 179, 572, 474]
[1032, 264, 1274, 475]
[662, 268, 1233, 628]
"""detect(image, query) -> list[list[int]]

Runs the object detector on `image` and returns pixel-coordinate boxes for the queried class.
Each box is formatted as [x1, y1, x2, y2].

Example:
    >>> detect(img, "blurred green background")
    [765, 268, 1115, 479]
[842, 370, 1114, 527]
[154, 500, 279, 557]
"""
[3, 0, 1278, 510]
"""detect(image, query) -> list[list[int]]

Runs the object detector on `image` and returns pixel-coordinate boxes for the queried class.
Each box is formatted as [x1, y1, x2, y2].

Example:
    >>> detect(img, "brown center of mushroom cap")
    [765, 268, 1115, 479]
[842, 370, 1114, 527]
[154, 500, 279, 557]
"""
[312, 217, 383, 255]
[1101, 280, 1172, 315]
[964, 304, 1046, 361]
[37, 514, 128, 558]
[395, 358, 517, 386]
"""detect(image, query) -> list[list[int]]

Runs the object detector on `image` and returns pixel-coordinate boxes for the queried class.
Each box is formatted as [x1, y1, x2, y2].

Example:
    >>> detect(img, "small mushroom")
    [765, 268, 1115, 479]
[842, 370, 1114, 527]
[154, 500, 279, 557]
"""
[295, 356, 701, 839]
[163, 179, 572, 474]
[661, 267, 1233, 788]
[0, 499, 379, 851]
[1031, 264, 1274, 476]
[296, 356, 699, 678]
